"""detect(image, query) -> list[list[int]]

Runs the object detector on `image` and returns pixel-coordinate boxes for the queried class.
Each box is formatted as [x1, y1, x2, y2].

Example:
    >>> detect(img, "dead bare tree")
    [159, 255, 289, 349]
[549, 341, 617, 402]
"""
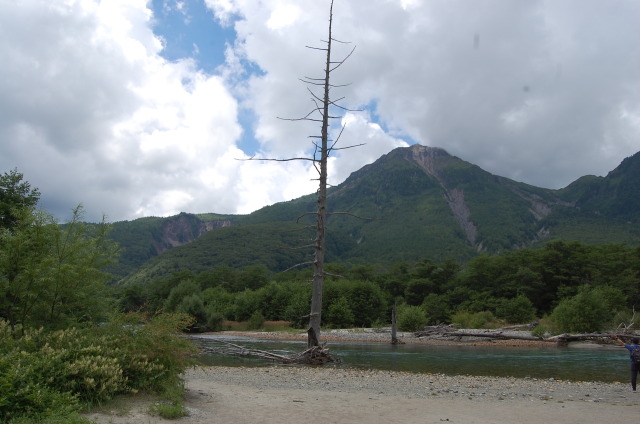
[298, 0, 364, 348]
[245, 0, 361, 352]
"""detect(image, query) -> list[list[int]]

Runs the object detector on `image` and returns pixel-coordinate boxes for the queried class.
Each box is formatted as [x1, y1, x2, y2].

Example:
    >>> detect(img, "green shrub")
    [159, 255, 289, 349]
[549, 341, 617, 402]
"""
[177, 294, 206, 320]
[397, 305, 428, 332]
[531, 321, 552, 338]
[148, 382, 189, 419]
[451, 310, 499, 329]
[230, 290, 262, 322]
[246, 311, 265, 330]
[0, 313, 195, 423]
[421, 293, 450, 324]
[164, 280, 201, 312]
[495, 295, 536, 324]
[326, 297, 355, 328]
[205, 308, 224, 331]
[284, 293, 310, 328]
[548, 286, 614, 333]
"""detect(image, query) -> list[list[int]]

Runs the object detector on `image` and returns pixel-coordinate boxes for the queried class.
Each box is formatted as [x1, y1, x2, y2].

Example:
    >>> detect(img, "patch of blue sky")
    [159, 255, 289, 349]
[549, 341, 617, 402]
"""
[150, 1, 264, 155]
[362, 99, 415, 145]
[236, 107, 260, 155]
[150, 0, 235, 73]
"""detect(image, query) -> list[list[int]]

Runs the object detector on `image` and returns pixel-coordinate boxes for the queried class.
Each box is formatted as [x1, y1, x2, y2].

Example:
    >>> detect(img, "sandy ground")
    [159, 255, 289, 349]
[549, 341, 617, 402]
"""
[85, 330, 638, 423]
[85, 365, 639, 424]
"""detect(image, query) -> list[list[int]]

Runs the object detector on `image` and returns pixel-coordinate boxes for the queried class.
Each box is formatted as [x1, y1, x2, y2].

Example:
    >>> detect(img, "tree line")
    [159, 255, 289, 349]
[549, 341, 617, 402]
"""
[118, 239, 640, 334]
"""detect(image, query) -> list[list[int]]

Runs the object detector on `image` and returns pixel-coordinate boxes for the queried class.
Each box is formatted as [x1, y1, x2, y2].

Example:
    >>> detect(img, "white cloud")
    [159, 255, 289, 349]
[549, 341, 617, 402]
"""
[267, 2, 301, 30]
[1, 0, 258, 221]
[2, 0, 640, 223]
[213, 0, 640, 190]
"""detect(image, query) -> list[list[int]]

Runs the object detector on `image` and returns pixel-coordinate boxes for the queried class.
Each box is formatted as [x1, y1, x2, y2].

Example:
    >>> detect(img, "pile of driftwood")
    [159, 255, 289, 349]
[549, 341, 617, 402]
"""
[199, 340, 338, 365]
[413, 323, 626, 345]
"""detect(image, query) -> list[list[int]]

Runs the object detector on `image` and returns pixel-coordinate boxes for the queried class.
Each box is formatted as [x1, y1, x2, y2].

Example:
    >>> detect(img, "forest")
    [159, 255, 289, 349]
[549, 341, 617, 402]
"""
[118, 239, 640, 335]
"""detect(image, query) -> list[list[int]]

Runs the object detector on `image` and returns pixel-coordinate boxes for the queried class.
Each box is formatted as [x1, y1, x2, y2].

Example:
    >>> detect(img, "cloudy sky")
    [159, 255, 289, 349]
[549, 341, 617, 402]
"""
[1, 0, 639, 222]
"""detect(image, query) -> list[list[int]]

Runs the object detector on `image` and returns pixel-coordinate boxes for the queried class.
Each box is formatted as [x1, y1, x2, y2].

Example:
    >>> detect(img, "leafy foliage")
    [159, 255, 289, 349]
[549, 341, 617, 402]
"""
[114, 240, 640, 334]
[495, 295, 536, 324]
[549, 286, 625, 333]
[396, 304, 428, 331]
[1, 205, 117, 336]
[0, 169, 40, 230]
[0, 313, 195, 423]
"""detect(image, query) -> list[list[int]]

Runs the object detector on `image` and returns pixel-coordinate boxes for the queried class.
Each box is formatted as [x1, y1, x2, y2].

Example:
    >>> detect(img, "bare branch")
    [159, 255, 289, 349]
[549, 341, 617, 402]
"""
[305, 45, 328, 51]
[328, 124, 347, 151]
[331, 142, 366, 151]
[238, 156, 316, 163]
[326, 211, 376, 221]
[329, 45, 356, 72]
[331, 38, 351, 45]
[280, 261, 315, 273]
[296, 212, 319, 224]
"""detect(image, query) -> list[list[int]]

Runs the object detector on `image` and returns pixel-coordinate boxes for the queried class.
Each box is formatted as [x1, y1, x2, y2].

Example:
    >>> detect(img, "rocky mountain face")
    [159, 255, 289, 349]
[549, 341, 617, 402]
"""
[152, 213, 231, 255]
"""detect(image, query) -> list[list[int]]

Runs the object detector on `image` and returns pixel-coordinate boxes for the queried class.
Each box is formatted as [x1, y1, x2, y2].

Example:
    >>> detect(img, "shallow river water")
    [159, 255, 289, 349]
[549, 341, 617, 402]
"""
[193, 334, 629, 383]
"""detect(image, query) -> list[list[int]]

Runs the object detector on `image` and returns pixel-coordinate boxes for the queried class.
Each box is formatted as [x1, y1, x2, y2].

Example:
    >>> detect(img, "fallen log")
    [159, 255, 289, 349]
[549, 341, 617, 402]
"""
[414, 327, 544, 341]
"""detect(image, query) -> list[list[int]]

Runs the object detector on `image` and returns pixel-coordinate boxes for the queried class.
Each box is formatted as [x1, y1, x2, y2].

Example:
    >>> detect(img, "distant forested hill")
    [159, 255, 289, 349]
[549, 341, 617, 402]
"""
[106, 145, 640, 286]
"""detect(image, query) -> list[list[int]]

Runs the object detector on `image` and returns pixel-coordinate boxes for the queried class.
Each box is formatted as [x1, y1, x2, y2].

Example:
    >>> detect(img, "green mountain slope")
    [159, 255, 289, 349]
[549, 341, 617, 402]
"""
[109, 145, 640, 286]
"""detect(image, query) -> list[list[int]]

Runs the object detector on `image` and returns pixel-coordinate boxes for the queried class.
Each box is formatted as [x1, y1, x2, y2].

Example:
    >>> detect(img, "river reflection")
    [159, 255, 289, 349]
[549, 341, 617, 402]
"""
[192, 334, 628, 383]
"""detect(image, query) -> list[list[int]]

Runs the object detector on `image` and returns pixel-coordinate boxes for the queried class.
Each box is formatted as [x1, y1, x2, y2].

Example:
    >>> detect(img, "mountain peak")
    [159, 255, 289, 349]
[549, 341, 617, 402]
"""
[394, 144, 454, 179]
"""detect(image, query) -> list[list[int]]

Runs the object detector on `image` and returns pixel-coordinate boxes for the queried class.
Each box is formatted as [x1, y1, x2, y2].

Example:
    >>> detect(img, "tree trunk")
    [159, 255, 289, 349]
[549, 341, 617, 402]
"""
[391, 303, 398, 345]
[308, 0, 334, 348]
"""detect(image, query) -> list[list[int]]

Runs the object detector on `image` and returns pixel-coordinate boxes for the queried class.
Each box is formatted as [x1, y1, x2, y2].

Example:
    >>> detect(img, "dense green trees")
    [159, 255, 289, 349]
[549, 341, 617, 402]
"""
[118, 239, 639, 333]
[0, 205, 117, 335]
[1, 170, 118, 336]
[0, 168, 40, 230]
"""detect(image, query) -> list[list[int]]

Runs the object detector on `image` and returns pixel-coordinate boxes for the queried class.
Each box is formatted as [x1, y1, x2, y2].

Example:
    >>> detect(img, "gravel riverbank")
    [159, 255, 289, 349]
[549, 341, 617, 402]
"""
[188, 365, 636, 404]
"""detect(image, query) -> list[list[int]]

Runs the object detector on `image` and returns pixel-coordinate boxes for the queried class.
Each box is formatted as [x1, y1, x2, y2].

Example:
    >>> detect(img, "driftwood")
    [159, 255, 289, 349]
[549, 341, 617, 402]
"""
[414, 324, 628, 345]
[199, 339, 338, 365]
[414, 325, 543, 342]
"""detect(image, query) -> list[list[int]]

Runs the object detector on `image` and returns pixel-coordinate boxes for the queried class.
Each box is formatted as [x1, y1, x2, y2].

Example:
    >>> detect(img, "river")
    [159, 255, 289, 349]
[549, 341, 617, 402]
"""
[193, 334, 630, 383]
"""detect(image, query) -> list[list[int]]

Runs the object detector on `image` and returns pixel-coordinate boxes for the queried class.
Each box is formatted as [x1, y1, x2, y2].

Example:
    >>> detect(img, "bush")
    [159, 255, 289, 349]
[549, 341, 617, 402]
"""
[397, 305, 428, 332]
[284, 293, 310, 328]
[549, 286, 615, 333]
[326, 297, 355, 328]
[246, 311, 265, 330]
[531, 320, 552, 338]
[0, 313, 196, 423]
[451, 310, 500, 329]
[495, 295, 536, 324]
[177, 294, 207, 330]
[421, 293, 450, 324]
[165, 280, 201, 313]
[205, 308, 225, 331]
